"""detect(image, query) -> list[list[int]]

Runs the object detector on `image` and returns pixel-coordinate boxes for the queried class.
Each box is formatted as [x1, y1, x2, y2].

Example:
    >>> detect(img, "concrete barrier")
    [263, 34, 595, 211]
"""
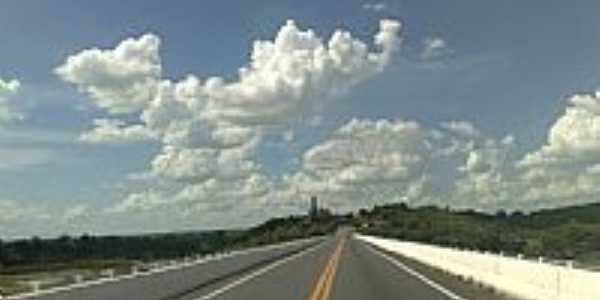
[357, 234, 600, 300]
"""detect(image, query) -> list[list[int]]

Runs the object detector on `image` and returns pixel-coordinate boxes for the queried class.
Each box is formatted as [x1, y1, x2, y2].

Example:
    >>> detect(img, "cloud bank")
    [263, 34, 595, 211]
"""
[277, 118, 518, 212]
[55, 18, 403, 228]
[44, 17, 600, 236]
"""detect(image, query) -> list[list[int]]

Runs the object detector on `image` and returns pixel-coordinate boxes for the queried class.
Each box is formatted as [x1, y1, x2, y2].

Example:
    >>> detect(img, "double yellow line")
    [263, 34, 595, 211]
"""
[308, 237, 346, 300]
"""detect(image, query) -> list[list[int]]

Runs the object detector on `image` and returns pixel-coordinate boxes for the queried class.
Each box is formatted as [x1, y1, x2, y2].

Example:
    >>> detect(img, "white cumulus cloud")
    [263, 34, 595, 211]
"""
[282, 119, 452, 211]
[58, 19, 403, 218]
[421, 36, 451, 61]
[516, 91, 600, 207]
[277, 118, 522, 212]
[56, 34, 161, 114]
[441, 121, 481, 137]
[201, 19, 401, 126]
[520, 91, 600, 167]
[79, 118, 157, 143]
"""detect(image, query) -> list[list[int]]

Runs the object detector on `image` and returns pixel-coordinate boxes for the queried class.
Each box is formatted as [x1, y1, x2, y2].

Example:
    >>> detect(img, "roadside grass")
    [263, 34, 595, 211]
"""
[0, 275, 30, 296]
[1, 259, 135, 275]
[577, 251, 600, 271]
[0, 260, 136, 296]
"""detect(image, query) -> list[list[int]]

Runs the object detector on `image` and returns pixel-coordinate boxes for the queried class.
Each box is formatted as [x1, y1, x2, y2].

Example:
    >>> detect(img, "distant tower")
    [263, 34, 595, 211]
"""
[309, 196, 318, 218]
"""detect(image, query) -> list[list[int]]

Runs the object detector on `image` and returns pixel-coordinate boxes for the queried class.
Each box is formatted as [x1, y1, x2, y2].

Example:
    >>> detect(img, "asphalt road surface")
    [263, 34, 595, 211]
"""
[175, 232, 514, 300]
[19, 233, 516, 300]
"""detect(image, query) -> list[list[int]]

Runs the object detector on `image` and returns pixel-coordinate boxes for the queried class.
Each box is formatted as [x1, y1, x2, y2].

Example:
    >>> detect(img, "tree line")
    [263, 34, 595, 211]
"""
[0, 215, 338, 274]
[355, 202, 600, 264]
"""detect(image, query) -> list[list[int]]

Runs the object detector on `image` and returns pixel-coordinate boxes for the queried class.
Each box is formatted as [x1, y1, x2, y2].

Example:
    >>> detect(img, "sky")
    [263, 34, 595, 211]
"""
[2, 0, 600, 238]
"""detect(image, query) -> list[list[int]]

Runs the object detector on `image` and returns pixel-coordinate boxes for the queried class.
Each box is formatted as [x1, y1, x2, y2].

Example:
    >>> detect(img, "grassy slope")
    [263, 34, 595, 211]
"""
[356, 202, 600, 266]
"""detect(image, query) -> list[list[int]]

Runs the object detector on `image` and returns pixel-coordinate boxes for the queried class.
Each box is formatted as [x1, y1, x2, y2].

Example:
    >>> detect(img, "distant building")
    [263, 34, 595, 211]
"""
[309, 196, 318, 219]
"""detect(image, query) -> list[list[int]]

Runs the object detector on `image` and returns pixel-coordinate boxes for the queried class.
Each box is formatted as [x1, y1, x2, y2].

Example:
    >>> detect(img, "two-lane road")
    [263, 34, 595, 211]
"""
[19, 233, 515, 300]
[174, 232, 514, 300]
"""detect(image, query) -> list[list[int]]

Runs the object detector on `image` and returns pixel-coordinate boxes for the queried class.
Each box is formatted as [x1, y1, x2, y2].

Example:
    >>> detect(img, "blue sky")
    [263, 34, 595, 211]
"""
[2, 0, 600, 237]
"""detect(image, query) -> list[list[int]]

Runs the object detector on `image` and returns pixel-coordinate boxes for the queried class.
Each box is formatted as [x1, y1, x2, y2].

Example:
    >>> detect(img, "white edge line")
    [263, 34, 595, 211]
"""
[361, 240, 468, 300]
[6, 236, 326, 300]
[194, 241, 327, 300]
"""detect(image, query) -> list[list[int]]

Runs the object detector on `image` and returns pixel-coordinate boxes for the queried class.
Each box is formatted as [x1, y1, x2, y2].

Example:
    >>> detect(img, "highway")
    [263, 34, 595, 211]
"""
[17, 233, 515, 300]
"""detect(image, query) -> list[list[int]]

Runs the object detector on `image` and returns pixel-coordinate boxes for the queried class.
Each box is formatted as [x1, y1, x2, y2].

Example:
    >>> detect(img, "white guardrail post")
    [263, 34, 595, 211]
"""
[74, 274, 84, 284]
[131, 265, 139, 275]
[29, 281, 40, 294]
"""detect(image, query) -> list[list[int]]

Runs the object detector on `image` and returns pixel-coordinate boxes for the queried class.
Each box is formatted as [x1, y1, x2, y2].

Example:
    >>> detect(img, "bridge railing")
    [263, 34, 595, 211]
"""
[356, 234, 600, 300]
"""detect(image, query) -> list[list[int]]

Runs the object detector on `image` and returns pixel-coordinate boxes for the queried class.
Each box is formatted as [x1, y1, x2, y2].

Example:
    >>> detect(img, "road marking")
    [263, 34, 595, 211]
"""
[308, 237, 346, 300]
[364, 242, 468, 300]
[6, 237, 324, 300]
[308, 252, 334, 300]
[320, 238, 344, 300]
[194, 242, 326, 300]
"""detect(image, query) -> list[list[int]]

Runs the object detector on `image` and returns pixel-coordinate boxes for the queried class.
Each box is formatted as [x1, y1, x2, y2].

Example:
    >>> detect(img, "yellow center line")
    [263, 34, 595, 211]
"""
[321, 239, 344, 300]
[308, 237, 346, 300]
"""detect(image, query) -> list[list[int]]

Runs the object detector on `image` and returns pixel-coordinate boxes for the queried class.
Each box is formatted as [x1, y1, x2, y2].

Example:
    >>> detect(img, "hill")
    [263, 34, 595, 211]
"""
[355, 202, 600, 266]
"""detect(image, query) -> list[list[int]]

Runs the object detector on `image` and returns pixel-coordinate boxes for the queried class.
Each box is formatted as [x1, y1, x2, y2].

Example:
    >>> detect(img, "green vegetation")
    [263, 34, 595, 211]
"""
[231, 215, 338, 248]
[3, 201, 599, 295]
[0, 214, 337, 276]
[0, 213, 338, 295]
[0, 275, 28, 295]
[355, 203, 600, 264]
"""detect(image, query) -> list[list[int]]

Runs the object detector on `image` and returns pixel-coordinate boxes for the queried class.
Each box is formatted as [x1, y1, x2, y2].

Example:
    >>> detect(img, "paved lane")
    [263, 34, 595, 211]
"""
[330, 238, 461, 300]
[12, 238, 323, 300]
[181, 237, 338, 300]
[184, 233, 514, 300]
